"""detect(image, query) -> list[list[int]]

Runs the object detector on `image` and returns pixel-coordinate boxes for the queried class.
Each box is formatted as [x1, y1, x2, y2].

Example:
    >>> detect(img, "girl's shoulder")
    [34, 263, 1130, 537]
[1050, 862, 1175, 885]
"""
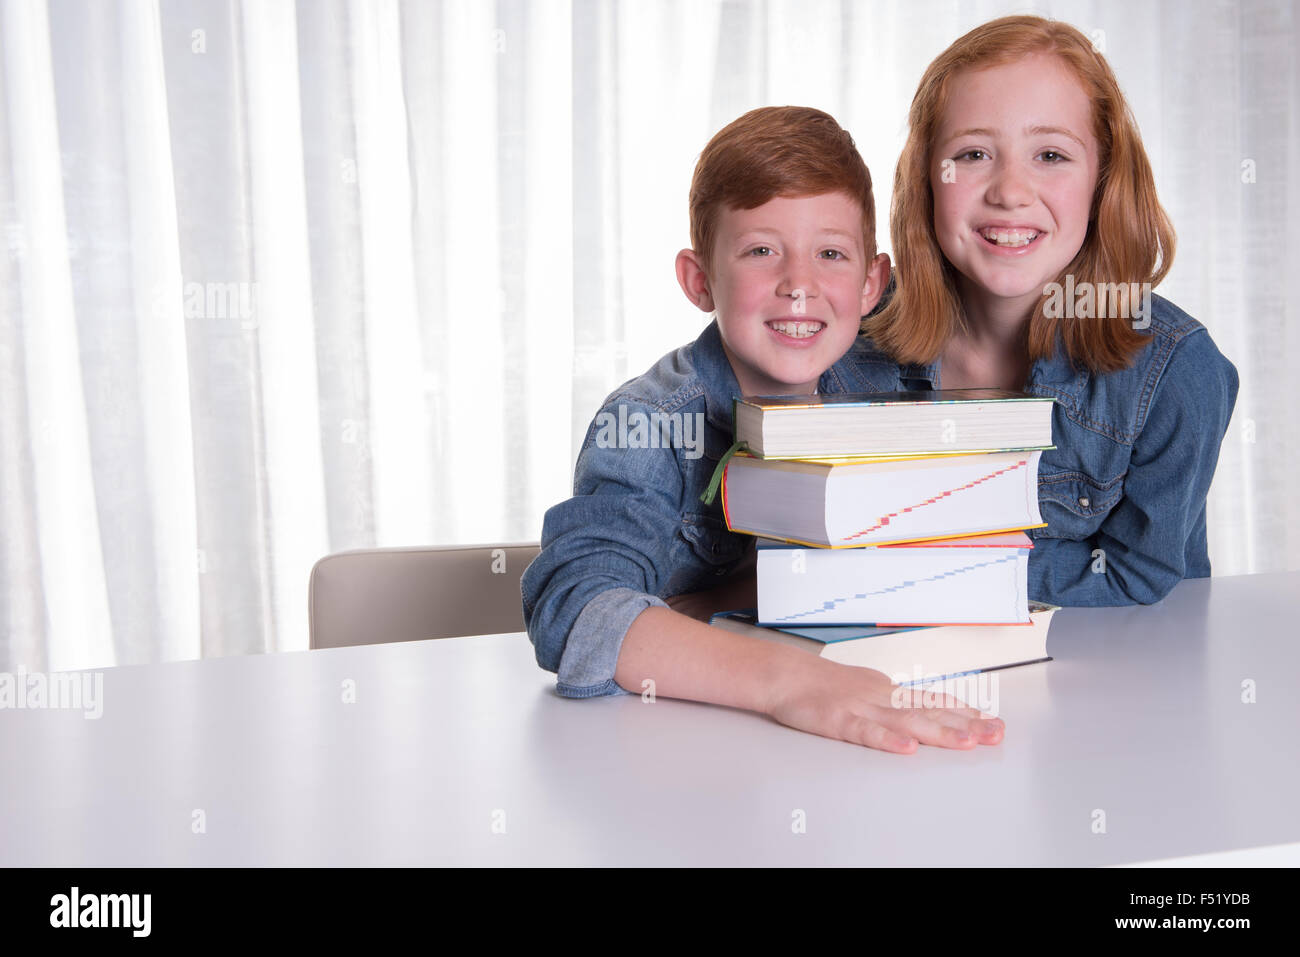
[1038, 294, 1238, 445]
[1143, 293, 1209, 345]
[1125, 294, 1238, 435]
[1071, 292, 1236, 391]
[1139, 294, 1237, 390]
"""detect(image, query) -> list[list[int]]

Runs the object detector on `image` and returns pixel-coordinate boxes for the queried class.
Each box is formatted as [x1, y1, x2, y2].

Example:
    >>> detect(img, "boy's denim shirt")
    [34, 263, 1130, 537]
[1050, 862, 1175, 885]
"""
[521, 319, 906, 698]
[893, 293, 1239, 608]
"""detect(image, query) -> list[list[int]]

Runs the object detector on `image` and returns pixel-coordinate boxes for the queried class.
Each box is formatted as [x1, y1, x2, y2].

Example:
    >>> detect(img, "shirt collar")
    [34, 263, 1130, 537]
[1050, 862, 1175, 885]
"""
[895, 345, 1087, 400]
[690, 320, 744, 434]
[899, 359, 940, 389]
[691, 320, 837, 435]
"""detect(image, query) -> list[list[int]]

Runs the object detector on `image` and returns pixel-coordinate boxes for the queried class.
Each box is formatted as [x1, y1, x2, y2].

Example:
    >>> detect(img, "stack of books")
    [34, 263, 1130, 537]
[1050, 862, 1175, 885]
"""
[710, 389, 1060, 682]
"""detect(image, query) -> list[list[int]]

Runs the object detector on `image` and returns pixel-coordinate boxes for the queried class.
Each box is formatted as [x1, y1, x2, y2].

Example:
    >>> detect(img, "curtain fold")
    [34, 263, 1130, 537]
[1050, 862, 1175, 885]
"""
[121, 0, 201, 663]
[1, 0, 1294, 673]
[241, 0, 328, 654]
[5, 0, 113, 671]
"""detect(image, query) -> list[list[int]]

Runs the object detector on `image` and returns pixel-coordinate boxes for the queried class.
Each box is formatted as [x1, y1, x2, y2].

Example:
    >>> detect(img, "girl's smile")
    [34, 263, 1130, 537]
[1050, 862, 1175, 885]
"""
[975, 224, 1045, 251]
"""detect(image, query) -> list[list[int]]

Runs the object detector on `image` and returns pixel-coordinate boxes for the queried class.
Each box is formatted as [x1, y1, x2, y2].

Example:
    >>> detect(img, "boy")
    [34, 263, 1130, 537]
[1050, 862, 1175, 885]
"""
[522, 107, 1005, 754]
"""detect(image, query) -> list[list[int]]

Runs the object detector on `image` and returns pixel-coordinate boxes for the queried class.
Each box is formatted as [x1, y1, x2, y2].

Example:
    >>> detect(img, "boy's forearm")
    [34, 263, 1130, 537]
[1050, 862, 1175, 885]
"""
[613, 599, 1006, 754]
[614, 605, 813, 714]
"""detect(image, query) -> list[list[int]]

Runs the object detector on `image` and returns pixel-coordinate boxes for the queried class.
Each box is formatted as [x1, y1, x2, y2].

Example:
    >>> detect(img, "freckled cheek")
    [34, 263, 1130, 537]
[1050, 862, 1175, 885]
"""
[1044, 186, 1094, 235]
[931, 215, 964, 259]
[827, 325, 860, 355]
[932, 190, 972, 241]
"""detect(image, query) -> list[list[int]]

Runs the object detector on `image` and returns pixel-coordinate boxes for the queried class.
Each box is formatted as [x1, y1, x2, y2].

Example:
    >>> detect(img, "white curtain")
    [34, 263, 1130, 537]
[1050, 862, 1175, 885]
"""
[1, 0, 1295, 673]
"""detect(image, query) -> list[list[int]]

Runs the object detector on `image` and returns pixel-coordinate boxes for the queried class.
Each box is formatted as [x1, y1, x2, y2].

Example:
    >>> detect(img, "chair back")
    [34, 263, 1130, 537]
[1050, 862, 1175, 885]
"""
[308, 543, 541, 649]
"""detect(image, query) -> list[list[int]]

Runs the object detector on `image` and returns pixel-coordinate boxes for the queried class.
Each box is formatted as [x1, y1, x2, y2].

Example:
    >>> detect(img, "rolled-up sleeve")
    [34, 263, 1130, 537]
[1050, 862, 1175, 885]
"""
[1028, 330, 1239, 606]
[554, 588, 667, 696]
[521, 401, 685, 697]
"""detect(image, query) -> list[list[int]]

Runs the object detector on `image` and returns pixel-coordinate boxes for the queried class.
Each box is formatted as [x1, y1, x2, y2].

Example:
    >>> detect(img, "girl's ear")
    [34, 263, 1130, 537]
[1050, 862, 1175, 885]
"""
[675, 249, 715, 313]
[859, 252, 893, 315]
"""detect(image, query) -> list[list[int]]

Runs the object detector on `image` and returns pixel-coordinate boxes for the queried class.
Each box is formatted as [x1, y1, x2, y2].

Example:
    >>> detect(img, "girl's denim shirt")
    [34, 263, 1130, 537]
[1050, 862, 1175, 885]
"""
[895, 293, 1238, 609]
[521, 319, 907, 698]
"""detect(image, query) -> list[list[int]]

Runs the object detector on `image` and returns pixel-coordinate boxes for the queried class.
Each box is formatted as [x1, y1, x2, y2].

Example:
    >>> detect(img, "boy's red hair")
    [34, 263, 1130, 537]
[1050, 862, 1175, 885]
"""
[689, 106, 876, 275]
[865, 15, 1175, 373]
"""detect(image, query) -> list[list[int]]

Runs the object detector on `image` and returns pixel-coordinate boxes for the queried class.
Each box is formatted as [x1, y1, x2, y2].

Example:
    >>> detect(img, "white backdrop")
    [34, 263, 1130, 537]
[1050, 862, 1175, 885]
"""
[1, 0, 1295, 672]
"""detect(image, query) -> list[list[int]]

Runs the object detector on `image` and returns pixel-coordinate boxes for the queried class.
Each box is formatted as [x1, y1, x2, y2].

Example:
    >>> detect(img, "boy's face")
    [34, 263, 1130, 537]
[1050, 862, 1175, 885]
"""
[677, 192, 889, 397]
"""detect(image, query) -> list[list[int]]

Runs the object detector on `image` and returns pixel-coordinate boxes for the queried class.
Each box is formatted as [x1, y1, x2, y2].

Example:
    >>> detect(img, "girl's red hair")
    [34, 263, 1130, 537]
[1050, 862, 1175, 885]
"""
[865, 15, 1174, 373]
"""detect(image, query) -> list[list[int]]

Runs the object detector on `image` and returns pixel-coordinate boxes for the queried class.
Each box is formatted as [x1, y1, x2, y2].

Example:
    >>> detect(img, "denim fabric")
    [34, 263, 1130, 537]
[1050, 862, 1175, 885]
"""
[521, 319, 907, 698]
[894, 293, 1239, 606]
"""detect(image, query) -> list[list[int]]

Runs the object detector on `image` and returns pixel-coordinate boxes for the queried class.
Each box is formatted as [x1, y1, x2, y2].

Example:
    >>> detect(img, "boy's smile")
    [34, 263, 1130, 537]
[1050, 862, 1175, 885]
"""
[930, 53, 1099, 320]
[676, 192, 889, 396]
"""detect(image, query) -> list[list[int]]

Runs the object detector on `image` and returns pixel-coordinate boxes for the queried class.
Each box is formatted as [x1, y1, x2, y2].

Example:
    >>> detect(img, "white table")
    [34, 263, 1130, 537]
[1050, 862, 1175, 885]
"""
[3, 572, 1298, 866]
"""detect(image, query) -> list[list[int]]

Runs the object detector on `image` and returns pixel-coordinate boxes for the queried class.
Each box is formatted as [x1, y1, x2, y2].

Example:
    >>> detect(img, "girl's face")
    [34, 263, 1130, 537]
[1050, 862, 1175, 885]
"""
[930, 53, 1100, 319]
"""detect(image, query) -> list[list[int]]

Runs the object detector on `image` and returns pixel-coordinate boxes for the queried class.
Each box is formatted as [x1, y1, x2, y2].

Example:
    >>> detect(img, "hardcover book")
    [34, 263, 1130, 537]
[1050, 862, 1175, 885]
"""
[734, 389, 1055, 459]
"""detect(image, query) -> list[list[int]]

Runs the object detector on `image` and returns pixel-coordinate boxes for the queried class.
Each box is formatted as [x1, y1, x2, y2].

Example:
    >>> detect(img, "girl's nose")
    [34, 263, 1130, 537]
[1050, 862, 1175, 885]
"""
[985, 157, 1034, 208]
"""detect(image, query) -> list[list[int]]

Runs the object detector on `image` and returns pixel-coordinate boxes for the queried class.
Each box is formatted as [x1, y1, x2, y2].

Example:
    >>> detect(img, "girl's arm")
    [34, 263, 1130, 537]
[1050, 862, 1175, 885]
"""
[1029, 330, 1239, 606]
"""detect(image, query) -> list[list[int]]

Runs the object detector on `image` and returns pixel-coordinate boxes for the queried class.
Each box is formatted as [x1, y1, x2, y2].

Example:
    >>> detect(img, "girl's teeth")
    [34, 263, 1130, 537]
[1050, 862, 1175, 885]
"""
[768, 321, 823, 338]
[980, 228, 1039, 247]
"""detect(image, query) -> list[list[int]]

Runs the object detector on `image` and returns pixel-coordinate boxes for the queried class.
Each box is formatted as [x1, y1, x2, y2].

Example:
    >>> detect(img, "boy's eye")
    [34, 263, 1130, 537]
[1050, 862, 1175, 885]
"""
[747, 246, 774, 257]
[819, 249, 846, 261]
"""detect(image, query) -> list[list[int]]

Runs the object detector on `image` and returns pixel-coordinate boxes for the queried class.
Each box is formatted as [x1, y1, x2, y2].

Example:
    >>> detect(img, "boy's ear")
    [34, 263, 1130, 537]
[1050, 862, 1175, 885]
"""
[859, 252, 892, 316]
[675, 249, 715, 313]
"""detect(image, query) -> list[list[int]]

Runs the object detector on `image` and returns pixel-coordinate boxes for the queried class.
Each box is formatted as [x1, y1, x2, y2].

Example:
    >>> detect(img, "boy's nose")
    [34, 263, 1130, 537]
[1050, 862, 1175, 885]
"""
[776, 263, 818, 301]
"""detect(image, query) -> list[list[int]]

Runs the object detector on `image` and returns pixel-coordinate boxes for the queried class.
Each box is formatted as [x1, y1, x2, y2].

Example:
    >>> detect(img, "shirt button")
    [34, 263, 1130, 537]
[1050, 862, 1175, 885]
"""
[1078, 496, 1090, 508]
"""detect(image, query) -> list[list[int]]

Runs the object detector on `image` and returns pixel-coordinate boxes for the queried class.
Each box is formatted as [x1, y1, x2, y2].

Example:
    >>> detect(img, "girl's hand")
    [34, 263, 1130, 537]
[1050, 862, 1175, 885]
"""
[763, 656, 1005, 753]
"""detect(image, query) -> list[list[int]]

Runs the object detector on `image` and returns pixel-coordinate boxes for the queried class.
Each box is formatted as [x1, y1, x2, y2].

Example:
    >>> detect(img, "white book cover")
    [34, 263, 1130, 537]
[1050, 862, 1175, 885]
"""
[756, 533, 1032, 626]
[724, 449, 1043, 546]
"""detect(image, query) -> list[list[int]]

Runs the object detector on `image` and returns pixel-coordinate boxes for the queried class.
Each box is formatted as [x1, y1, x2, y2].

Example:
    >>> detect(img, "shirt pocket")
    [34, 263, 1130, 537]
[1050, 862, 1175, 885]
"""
[1035, 469, 1125, 541]
[679, 513, 748, 574]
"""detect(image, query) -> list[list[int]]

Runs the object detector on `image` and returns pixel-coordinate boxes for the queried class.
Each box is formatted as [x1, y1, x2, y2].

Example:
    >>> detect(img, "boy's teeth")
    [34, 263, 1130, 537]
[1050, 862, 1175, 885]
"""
[768, 320, 823, 338]
[980, 228, 1039, 247]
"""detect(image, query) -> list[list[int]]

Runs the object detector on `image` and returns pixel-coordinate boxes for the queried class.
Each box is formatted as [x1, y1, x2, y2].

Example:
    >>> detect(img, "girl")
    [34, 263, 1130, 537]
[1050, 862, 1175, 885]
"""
[865, 15, 1238, 606]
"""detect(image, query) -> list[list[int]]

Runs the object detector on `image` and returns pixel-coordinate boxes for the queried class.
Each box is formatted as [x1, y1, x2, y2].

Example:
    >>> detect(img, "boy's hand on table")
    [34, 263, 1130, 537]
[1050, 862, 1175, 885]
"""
[616, 606, 1003, 756]
[763, 656, 1005, 754]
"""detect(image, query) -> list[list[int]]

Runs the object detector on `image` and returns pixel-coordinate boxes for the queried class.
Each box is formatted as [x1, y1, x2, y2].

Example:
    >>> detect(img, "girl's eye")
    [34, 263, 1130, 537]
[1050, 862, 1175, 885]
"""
[956, 149, 987, 162]
[1038, 150, 1067, 163]
[748, 246, 773, 257]
[819, 249, 846, 261]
